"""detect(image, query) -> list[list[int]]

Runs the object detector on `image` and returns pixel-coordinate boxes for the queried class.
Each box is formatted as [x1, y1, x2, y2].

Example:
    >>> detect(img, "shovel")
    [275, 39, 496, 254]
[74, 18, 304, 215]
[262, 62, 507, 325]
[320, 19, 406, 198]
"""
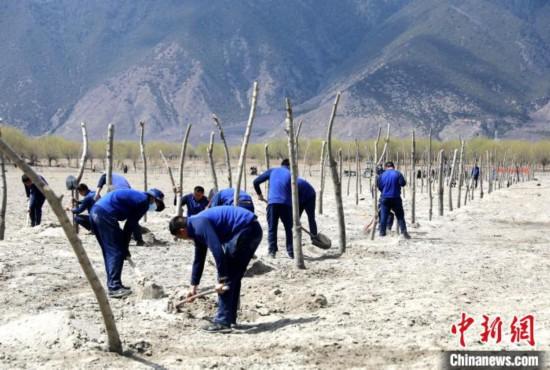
[173, 285, 229, 309]
[301, 226, 332, 249]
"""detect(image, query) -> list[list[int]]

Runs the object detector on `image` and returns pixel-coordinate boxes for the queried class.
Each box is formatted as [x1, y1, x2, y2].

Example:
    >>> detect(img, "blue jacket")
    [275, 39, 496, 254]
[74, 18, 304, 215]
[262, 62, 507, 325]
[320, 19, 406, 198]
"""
[97, 173, 131, 190]
[175, 193, 208, 216]
[297, 177, 316, 206]
[377, 169, 406, 198]
[188, 206, 257, 285]
[92, 189, 149, 239]
[210, 188, 255, 212]
[72, 191, 96, 214]
[25, 175, 47, 206]
[253, 167, 291, 206]
[471, 166, 480, 178]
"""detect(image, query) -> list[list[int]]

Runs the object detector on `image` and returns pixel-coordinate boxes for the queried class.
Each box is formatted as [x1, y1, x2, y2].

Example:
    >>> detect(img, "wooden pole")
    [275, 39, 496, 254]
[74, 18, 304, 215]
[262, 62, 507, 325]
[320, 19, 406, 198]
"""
[370, 124, 390, 240]
[207, 131, 219, 193]
[0, 130, 6, 240]
[346, 147, 352, 196]
[457, 140, 465, 208]
[0, 137, 122, 353]
[428, 128, 433, 221]
[411, 129, 416, 224]
[438, 149, 444, 216]
[212, 114, 232, 188]
[159, 150, 176, 194]
[302, 140, 310, 176]
[139, 121, 148, 222]
[264, 144, 270, 195]
[176, 124, 192, 217]
[448, 149, 458, 212]
[324, 93, 346, 254]
[355, 139, 359, 206]
[479, 156, 484, 199]
[317, 140, 327, 215]
[338, 148, 343, 184]
[106, 124, 114, 191]
[285, 98, 304, 268]
[234, 81, 259, 207]
[73, 122, 89, 233]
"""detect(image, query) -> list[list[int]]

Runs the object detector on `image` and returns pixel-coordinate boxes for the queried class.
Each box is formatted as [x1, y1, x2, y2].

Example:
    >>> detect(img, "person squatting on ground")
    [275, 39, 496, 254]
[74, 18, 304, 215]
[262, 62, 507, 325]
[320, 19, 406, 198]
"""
[66, 183, 96, 231]
[209, 188, 255, 213]
[173, 185, 209, 217]
[377, 161, 411, 239]
[471, 164, 480, 188]
[253, 159, 293, 259]
[90, 188, 165, 298]
[169, 206, 263, 333]
[297, 177, 318, 238]
[22, 174, 47, 227]
[94, 172, 146, 246]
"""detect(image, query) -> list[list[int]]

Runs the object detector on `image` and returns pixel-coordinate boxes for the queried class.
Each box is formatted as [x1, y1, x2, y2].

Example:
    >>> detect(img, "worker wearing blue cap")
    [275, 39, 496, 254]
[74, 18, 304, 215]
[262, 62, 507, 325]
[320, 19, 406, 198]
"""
[89, 188, 165, 298]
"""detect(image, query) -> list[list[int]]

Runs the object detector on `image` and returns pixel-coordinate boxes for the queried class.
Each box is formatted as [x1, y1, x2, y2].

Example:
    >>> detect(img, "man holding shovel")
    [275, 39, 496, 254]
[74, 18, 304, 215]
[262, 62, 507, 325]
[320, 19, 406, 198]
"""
[169, 206, 262, 333]
[90, 188, 165, 298]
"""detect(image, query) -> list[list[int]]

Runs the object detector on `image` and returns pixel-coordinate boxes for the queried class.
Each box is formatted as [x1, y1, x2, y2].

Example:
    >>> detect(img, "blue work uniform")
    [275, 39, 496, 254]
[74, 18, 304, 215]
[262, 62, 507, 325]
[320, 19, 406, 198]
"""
[97, 173, 131, 190]
[71, 191, 96, 231]
[377, 169, 407, 236]
[209, 188, 255, 213]
[253, 166, 293, 257]
[174, 193, 209, 216]
[471, 166, 480, 188]
[297, 178, 317, 236]
[89, 189, 149, 291]
[25, 175, 47, 227]
[188, 206, 262, 326]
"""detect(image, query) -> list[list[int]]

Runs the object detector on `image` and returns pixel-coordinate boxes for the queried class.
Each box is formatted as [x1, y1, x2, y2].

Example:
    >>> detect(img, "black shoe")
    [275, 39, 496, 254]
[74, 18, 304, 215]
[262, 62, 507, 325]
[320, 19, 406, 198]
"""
[287, 252, 294, 259]
[135, 240, 145, 246]
[402, 232, 411, 239]
[109, 287, 132, 298]
[268, 251, 276, 258]
[379, 233, 387, 237]
[201, 322, 232, 333]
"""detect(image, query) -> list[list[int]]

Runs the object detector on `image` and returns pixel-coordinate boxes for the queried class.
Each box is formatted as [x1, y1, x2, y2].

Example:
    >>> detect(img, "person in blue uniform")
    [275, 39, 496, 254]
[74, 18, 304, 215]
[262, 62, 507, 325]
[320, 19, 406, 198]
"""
[169, 206, 262, 332]
[90, 188, 165, 298]
[377, 162, 410, 239]
[94, 172, 146, 246]
[22, 174, 47, 227]
[66, 183, 96, 231]
[471, 164, 480, 188]
[297, 177, 318, 239]
[174, 186, 209, 216]
[209, 188, 255, 213]
[253, 159, 293, 258]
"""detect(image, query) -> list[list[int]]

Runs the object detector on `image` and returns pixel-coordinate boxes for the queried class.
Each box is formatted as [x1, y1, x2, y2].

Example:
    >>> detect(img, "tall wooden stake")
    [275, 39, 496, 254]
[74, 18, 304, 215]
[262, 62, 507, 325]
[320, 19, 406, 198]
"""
[0, 137, 122, 353]
[325, 92, 346, 254]
[139, 122, 148, 222]
[457, 140, 465, 208]
[212, 114, 232, 187]
[285, 98, 304, 268]
[159, 150, 176, 194]
[234, 81, 259, 206]
[207, 131, 219, 193]
[176, 124, 192, 217]
[106, 124, 114, 191]
[448, 149, 458, 212]
[411, 129, 416, 224]
[428, 128, 433, 221]
[73, 122, 89, 233]
[438, 149, 444, 216]
[355, 139, 359, 205]
[318, 140, 327, 215]
[0, 130, 6, 240]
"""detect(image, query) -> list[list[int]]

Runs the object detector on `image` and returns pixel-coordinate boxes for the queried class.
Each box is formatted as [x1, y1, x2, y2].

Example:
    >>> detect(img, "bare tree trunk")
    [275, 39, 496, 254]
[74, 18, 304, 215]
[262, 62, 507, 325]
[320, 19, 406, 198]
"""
[73, 122, 89, 234]
[428, 128, 433, 221]
[486, 151, 492, 194]
[457, 140, 465, 208]
[0, 137, 122, 353]
[295, 119, 303, 159]
[346, 147, 352, 196]
[411, 129, 416, 224]
[176, 124, 192, 217]
[207, 132, 219, 193]
[317, 140, 327, 215]
[438, 149, 444, 216]
[324, 93, 346, 254]
[285, 98, 304, 268]
[302, 140, 310, 176]
[448, 149, 458, 212]
[234, 81, 258, 206]
[106, 124, 114, 191]
[338, 148, 343, 184]
[0, 130, 6, 240]
[212, 114, 232, 187]
[370, 125, 389, 240]
[479, 156, 484, 199]
[264, 144, 270, 195]
[355, 139, 359, 205]
[159, 150, 176, 194]
[139, 121, 148, 222]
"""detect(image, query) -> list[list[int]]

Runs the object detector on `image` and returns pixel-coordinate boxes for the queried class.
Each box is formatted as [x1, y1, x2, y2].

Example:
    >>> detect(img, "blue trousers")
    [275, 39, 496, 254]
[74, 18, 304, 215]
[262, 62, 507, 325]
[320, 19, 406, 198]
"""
[378, 199, 394, 232]
[266, 203, 293, 255]
[89, 206, 129, 291]
[379, 197, 407, 236]
[29, 198, 45, 227]
[74, 214, 92, 231]
[214, 221, 263, 325]
[299, 195, 317, 236]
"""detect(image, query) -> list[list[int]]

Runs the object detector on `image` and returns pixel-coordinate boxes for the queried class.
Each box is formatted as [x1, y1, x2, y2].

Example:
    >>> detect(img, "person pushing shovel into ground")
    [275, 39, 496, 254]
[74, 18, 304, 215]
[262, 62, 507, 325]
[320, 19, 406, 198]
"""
[169, 206, 263, 333]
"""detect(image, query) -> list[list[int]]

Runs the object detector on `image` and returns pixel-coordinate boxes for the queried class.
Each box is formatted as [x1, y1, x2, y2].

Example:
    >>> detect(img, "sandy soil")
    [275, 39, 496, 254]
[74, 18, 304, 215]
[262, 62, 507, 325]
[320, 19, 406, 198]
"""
[0, 164, 548, 369]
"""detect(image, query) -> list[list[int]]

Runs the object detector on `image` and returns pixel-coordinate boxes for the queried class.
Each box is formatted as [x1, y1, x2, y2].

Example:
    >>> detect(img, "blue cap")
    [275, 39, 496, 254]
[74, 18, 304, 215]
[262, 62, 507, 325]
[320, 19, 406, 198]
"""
[147, 188, 164, 201]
